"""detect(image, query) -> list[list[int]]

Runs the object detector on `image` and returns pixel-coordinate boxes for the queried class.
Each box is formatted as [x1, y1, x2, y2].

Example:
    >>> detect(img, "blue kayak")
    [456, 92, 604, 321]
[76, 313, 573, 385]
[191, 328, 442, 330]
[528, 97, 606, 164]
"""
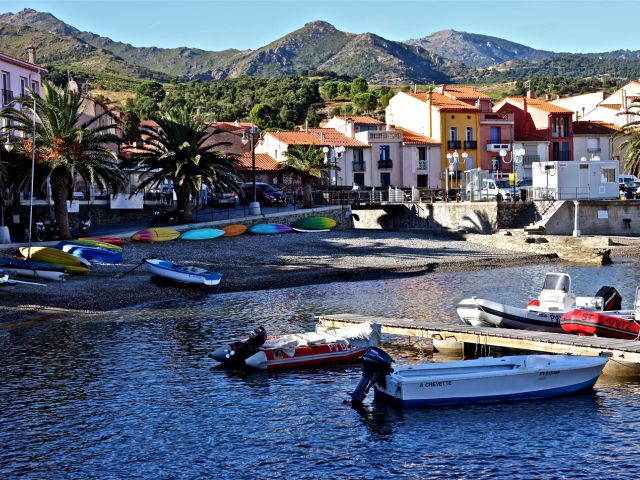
[180, 228, 225, 240]
[64, 245, 123, 264]
[0, 256, 67, 281]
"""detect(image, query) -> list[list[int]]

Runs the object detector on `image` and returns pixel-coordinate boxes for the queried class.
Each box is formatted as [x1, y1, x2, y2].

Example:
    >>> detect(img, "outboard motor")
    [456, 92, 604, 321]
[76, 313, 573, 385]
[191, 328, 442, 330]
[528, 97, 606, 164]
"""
[209, 326, 267, 367]
[349, 347, 393, 405]
[595, 286, 622, 311]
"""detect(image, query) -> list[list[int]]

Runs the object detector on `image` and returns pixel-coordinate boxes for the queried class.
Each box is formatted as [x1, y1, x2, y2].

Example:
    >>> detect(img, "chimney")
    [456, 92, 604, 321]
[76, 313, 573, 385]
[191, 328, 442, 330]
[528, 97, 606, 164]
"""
[436, 84, 446, 94]
[27, 46, 36, 64]
[523, 97, 529, 132]
[526, 89, 535, 99]
[544, 94, 550, 101]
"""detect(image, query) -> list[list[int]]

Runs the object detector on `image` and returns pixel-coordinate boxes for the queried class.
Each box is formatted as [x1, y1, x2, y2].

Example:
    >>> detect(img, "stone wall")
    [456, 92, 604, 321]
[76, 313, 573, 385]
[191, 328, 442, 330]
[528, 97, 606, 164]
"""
[542, 200, 640, 236]
[352, 201, 529, 233]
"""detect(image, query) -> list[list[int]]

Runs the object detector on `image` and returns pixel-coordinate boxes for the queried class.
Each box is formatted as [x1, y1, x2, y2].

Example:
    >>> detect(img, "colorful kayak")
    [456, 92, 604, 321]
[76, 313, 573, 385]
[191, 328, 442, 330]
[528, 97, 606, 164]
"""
[144, 259, 222, 286]
[221, 224, 248, 237]
[131, 227, 180, 242]
[18, 247, 90, 275]
[248, 223, 293, 235]
[294, 216, 337, 230]
[180, 228, 225, 241]
[62, 245, 123, 264]
[80, 237, 125, 246]
[0, 257, 67, 281]
[69, 239, 123, 251]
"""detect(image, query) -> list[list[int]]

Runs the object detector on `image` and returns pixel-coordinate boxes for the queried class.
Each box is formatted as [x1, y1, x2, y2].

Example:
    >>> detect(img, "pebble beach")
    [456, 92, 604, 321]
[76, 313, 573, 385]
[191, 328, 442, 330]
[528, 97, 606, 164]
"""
[0, 230, 562, 321]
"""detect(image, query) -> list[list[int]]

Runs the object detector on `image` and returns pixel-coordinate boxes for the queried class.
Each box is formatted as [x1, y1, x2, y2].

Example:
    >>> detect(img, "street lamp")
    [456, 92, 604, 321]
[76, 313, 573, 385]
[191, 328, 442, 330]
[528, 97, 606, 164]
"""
[446, 150, 467, 198]
[241, 126, 262, 216]
[502, 147, 525, 197]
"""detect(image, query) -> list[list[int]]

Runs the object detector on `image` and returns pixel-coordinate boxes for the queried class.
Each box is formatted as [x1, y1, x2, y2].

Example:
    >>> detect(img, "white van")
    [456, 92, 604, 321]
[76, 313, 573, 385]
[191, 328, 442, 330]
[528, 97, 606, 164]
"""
[467, 178, 513, 201]
[619, 174, 639, 185]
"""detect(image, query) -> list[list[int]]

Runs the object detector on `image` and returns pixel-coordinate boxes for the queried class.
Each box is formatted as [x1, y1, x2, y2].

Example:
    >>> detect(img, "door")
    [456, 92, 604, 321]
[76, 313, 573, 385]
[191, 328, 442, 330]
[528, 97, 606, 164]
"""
[380, 172, 391, 187]
[490, 127, 500, 144]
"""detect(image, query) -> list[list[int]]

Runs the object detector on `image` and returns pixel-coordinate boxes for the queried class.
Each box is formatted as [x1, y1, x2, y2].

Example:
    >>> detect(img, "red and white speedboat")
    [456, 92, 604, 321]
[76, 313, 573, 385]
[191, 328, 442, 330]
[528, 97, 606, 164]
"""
[209, 323, 381, 370]
[561, 286, 640, 340]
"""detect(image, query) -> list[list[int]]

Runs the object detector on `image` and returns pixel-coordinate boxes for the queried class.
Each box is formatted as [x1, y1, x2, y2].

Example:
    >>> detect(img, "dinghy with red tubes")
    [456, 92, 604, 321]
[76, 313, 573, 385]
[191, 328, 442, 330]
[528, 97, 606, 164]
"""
[560, 310, 639, 339]
[561, 286, 640, 340]
[457, 272, 630, 333]
[209, 323, 381, 370]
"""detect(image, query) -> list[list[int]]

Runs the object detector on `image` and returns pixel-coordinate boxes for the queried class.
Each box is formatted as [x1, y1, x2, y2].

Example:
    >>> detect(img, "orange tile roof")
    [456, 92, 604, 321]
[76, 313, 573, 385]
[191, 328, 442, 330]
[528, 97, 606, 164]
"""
[442, 86, 492, 100]
[506, 97, 573, 114]
[344, 115, 384, 124]
[268, 129, 369, 148]
[235, 152, 282, 171]
[600, 104, 621, 110]
[395, 127, 440, 145]
[514, 131, 549, 142]
[572, 121, 620, 135]
[406, 91, 480, 112]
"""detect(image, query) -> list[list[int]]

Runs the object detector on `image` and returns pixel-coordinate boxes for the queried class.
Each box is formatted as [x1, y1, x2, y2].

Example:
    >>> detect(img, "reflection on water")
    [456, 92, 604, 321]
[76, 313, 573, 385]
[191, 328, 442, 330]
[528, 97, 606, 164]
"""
[1, 260, 640, 478]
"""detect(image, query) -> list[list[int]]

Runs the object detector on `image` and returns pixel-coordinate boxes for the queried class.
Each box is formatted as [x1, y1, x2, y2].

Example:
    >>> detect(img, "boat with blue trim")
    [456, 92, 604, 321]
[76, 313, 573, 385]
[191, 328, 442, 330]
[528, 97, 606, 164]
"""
[350, 347, 608, 407]
[144, 259, 222, 286]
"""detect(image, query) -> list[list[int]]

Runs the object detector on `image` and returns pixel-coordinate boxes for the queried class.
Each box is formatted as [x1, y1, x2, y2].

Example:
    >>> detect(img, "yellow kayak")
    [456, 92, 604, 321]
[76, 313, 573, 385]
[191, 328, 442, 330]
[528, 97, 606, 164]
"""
[69, 239, 123, 252]
[131, 227, 180, 242]
[19, 246, 91, 275]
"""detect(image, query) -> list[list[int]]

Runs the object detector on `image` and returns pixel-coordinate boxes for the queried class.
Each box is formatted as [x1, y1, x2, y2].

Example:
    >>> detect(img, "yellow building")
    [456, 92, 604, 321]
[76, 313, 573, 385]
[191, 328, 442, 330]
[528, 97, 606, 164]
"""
[386, 85, 482, 187]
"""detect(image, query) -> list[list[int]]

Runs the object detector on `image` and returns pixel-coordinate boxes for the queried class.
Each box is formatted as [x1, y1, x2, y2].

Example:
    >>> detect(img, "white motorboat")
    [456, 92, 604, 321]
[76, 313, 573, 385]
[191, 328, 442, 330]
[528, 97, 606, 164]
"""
[144, 259, 222, 286]
[350, 348, 608, 407]
[456, 272, 630, 333]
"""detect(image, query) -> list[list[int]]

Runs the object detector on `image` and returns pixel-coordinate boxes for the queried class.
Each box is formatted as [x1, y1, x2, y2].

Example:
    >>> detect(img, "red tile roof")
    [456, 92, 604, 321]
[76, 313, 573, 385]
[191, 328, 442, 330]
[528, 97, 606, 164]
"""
[395, 127, 440, 145]
[235, 153, 282, 171]
[572, 121, 620, 135]
[514, 131, 549, 142]
[343, 115, 384, 124]
[506, 97, 573, 114]
[442, 86, 492, 100]
[406, 91, 480, 112]
[267, 129, 369, 147]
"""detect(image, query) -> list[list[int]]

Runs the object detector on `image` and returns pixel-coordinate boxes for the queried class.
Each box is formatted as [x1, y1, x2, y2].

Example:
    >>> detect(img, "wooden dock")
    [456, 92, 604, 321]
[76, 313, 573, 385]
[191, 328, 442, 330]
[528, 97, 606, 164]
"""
[318, 313, 640, 369]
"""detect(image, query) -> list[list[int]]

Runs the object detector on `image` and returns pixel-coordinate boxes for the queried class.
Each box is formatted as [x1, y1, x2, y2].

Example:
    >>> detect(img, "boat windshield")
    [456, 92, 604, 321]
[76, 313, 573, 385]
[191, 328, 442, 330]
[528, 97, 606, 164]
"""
[542, 274, 570, 292]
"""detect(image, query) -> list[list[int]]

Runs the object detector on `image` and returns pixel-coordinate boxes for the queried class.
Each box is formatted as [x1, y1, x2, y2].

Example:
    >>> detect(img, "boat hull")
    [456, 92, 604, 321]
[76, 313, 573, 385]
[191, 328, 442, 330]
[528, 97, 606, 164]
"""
[245, 343, 366, 370]
[0, 258, 67, 281]
[561, 309, 640, 339]
[248, 223, 293, 235]
[68, 239, 123, 251]
[19, 247, 91, 274]
[294, 216, 337, 230]
[79, 237, 125, 246]
[144, 259, 222, 286]
[374, 355, 607, 407]
[131, 227, 180, 242]
[456, 297, 565, 333]
[221, 224, 247, 237]
[180, 228, 225, 240]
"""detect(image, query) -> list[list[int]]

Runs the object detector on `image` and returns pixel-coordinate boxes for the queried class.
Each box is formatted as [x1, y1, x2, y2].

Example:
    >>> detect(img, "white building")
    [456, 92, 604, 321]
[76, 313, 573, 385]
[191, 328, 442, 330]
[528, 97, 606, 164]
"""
[550, 92, 609, 121]
[532, 160, 619, 200]
[572, 121, 617, 163]
[579, 80, 640, 127]
[513, 132, 550, 182]
[0, 47, 46, 129]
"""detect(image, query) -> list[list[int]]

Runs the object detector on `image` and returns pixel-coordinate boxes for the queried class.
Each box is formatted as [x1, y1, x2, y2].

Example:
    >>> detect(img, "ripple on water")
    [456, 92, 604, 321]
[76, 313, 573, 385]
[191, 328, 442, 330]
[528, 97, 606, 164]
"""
[2, 261, 640, 478]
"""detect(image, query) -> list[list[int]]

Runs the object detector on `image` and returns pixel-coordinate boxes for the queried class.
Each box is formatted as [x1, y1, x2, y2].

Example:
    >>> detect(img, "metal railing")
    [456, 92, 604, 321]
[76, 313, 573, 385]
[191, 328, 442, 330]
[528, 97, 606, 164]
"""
[447, 140, 461, 150]
[378, 159, 393, 169]
[463, 140, 477, 149]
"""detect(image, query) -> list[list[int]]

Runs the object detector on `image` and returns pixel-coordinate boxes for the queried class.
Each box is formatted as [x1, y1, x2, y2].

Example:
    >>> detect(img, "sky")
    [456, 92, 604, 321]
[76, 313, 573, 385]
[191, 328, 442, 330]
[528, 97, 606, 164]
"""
[1, 0, 639, 53]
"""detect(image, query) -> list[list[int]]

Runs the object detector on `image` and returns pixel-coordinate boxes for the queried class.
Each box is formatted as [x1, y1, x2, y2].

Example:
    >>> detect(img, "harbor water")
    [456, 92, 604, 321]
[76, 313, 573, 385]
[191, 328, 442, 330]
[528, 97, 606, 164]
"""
[2, 260, 640, 478]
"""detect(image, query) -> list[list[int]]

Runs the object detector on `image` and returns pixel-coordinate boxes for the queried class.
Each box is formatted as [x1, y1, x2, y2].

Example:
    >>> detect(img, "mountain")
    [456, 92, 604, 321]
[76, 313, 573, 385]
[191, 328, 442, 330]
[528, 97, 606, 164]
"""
[1, 8, 640, 85]
[0, 10, 460, 83]
[405, 29, 558, 67]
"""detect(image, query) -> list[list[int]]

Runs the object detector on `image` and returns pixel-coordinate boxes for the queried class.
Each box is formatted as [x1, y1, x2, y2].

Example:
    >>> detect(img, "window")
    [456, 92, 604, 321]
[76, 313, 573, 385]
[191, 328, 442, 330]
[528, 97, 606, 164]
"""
[601, 168, 616, 183]
[31, 80, 39, 93]
[492, 157, 501, 171]
[380, 172, 391, 187]
[587, 138, 600, 153]
[449, 127, 458, 141]
[417, 174, 428, 188]
[417, 147, 427, 170]
[552, 142, 560, 161]
[465, 127, 474, 141]
[379, 145, 390, 161]
[354, 172, 365, 187]
[490, 126, 500, 143]
[1, 72, 9, 107]
[353, 149, 363, 163]
[20, 77, 28, 97]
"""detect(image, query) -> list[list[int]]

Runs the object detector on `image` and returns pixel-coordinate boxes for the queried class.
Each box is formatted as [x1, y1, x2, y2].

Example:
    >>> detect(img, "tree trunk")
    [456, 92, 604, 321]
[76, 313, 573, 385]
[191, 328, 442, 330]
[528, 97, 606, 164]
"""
[50, 168, 71, 239]
[302, 180, 314, 209]
[176, 187, 193, 223]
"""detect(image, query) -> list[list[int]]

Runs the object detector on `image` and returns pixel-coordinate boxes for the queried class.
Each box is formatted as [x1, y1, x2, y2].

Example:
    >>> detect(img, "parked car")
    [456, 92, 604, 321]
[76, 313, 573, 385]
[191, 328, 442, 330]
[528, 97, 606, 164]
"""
[467, 178, 513, 201]
[240, 182, 288, 206]
[209, 185, 237, 207]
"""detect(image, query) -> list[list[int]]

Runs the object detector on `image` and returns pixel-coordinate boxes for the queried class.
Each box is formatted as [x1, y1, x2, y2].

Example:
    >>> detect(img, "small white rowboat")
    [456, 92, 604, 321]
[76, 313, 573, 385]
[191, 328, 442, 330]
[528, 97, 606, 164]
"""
[144, 259, 222, 286]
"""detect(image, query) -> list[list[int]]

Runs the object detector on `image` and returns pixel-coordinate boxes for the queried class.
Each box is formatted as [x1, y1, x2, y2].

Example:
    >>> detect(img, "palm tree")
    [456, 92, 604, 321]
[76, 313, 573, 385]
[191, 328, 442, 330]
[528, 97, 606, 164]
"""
[283, 145, 335, 209]
[0, 81, 122, 239]
[617, 99, 640, 176]
[120, 107, 239, 223]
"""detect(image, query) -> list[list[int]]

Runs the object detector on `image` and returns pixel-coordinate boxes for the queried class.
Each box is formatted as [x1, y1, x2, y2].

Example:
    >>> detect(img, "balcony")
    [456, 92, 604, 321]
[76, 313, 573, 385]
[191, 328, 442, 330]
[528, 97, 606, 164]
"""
[352, 161, 365, 172]
[417, 160, 427, 170]
[463, 140, 477, 150]
[486, 141, 511, 152]
[587, 147, 601, 153]
[447, 140, 461, 150]
[378, 159, 393, 169]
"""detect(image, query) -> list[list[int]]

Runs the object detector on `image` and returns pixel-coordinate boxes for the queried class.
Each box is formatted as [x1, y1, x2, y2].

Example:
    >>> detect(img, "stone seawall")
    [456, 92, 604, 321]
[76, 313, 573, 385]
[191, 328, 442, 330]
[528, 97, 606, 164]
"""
[542, 200, 640, 236]
[352, 202, 527, 233]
